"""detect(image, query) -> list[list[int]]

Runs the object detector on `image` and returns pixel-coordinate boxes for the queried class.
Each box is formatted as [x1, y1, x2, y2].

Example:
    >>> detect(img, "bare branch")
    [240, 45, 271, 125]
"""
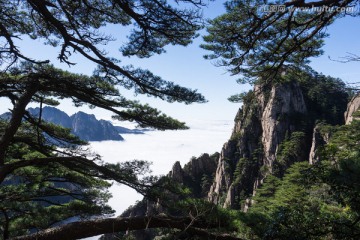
[330, 52, 360, 63]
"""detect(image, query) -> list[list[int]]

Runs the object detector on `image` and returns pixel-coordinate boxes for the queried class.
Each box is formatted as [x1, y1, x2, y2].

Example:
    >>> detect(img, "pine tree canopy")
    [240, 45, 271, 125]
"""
[1, 0, 207, 104]
[0, 1, 212, 239]
[201, 0, 359, 84]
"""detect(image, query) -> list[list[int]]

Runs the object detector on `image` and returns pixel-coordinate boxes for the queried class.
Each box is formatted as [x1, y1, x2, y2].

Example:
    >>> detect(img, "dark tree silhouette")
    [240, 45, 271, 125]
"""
[0, 1, 218, 239]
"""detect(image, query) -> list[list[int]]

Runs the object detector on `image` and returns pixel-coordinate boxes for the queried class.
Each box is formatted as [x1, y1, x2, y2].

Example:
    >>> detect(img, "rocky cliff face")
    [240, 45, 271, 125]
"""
[345, 93, 360, 124]
[208, 82, 310, 209]
[308, 92, 360, 164]
[261, 83, 307, 172]
[207, 77, 350, 210]
[168, 153, 218, 189]
[308, 124, 332, 164]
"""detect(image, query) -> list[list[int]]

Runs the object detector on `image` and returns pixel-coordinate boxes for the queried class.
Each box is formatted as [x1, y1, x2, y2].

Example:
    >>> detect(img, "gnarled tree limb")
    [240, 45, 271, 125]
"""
[10, 216, 242, 240]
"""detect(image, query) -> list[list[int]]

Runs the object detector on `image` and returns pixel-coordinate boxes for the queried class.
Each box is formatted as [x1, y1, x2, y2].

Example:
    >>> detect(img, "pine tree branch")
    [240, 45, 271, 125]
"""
[0, 156, 152, 195]
[0, 81, 38, 165]
[24, 0, 205, 104]
[10, 216, 242, 240]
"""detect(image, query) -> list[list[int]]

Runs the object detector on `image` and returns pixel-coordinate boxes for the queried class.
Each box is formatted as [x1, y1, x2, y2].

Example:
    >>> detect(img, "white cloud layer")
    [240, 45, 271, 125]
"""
[89, 119, 234, 216]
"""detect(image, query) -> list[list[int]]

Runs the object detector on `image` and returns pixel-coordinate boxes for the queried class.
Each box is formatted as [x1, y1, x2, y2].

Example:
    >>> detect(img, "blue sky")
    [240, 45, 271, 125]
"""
[309, 15, 360, 84]
[1, 1, 360, 126]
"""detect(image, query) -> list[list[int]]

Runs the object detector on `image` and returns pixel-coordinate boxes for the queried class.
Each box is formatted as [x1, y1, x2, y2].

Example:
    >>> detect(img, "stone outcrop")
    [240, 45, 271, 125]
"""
[183, 153, 218, 179]
[111, 153, 219, 239]
[122, 153, 219, 218]
[165, 153, 219, 201]
[208, 82, 309, 210]
[308, 124, 331, 164]
[168, 161, 184, 182]
[261, 83, 307, 172]
[345, 93, 360, 124]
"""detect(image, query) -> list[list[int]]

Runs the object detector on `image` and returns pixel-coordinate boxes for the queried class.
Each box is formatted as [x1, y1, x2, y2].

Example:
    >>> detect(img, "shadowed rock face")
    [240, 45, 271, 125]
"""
[308, 92, 360, 166]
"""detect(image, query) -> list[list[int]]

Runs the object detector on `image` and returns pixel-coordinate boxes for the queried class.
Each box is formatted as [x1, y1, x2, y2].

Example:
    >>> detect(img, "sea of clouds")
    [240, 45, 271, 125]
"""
[89, 119, 234, 216]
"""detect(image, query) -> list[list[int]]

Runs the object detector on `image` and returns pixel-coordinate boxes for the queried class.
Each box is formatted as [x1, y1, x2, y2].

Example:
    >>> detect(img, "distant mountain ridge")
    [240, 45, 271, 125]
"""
[29, 107, 124, 141]
[1, 106, 146, 141]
